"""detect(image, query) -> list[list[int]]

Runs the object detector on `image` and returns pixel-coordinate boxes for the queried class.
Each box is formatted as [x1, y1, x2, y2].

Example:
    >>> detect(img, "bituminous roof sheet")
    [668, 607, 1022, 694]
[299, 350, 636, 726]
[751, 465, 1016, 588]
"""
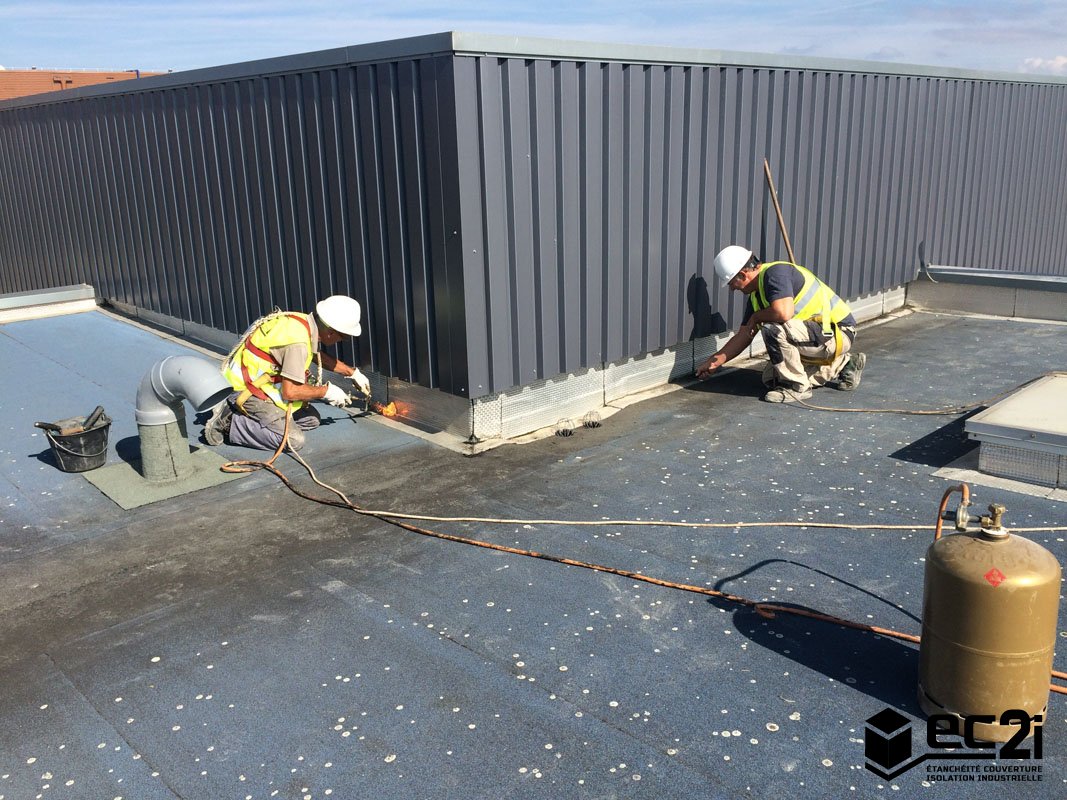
[0, 302, 1064, 799]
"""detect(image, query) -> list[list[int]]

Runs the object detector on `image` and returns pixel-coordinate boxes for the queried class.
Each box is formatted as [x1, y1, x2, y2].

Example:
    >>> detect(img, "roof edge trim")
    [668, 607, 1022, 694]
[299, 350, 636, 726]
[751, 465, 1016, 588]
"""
[3, 29, 1066, 112]
[0, 32, 458, 111]
[449, 31, 1067, 85]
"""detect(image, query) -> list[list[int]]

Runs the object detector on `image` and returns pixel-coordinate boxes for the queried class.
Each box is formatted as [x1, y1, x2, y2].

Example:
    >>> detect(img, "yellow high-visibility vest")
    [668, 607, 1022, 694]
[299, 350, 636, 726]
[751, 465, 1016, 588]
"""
[223, 313, 314, 410]
[749, 261, 853, 363]
[750, 261, 852, 331]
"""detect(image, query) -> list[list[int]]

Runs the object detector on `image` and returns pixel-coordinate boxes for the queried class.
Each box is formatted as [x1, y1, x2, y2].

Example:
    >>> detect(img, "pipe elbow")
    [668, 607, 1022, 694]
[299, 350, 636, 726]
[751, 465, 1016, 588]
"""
[135, 356, 233, 426]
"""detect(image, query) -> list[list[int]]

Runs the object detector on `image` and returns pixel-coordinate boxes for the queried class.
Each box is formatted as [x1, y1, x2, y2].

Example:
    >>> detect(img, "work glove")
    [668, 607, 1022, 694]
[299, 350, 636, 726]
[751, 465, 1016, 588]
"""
[323, 382, 352, 407]
[350, 367, 372, 398]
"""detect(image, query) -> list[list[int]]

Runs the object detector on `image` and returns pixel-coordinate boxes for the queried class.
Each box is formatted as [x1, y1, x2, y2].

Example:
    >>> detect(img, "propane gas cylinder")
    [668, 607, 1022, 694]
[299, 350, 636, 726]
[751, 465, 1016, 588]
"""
[918, 504, 1061, 742]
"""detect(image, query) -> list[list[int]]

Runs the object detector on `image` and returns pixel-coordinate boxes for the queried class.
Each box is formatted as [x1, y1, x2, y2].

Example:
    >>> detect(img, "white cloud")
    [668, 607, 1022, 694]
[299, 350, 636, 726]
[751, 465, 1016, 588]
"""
[1022, 55, 1067, 75]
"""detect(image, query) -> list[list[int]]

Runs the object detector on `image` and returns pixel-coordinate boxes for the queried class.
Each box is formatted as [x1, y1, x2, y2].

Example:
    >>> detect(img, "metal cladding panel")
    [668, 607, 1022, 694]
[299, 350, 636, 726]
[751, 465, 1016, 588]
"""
[3, 36, 1067, 401]
[0, 55, 468, 396]
[454, 55, 1067, 395]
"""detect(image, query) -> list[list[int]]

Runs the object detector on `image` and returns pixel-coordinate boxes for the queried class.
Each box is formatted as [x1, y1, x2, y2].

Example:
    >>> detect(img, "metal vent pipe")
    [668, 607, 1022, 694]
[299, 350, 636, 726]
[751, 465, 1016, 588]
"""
[135, 356, 232, 483]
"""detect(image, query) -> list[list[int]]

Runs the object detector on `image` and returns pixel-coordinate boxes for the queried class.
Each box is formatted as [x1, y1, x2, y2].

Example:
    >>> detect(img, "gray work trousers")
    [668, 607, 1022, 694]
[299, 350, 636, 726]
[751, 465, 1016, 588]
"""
[759, 319, 855, 393]
[227, 393, 321, 451]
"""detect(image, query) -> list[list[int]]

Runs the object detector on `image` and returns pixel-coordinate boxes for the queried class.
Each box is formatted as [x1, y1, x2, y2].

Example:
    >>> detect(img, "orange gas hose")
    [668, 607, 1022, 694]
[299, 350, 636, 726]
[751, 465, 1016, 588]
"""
[933, 483, 970, 542]
[218, 418, 1067, 697]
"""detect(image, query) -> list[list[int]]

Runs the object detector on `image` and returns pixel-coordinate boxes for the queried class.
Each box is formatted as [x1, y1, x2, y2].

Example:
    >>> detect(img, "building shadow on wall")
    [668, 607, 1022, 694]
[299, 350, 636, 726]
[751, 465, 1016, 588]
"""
[685, 273, 761, 395]
[687, 274, 727, 341]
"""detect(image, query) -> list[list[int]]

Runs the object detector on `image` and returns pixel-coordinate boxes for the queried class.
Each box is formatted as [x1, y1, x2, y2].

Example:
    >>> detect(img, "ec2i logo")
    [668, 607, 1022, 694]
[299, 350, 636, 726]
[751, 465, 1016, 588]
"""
[864, 707, 1044, 781]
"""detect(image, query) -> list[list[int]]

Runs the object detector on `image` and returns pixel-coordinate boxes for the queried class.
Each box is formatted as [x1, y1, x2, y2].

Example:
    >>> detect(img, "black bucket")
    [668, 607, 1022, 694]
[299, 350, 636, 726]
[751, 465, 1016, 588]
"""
[44, 415, 111, 473]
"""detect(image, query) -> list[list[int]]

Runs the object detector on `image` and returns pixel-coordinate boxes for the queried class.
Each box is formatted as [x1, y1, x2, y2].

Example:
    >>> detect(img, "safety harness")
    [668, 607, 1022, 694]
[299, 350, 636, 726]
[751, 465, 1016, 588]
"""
[223, 313, 314, 411]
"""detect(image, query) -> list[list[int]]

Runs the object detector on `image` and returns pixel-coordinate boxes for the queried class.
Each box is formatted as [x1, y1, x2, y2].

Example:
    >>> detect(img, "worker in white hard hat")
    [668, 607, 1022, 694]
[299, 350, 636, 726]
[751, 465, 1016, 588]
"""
[695, 246, 866, 403]
[204, 295, 372, 450]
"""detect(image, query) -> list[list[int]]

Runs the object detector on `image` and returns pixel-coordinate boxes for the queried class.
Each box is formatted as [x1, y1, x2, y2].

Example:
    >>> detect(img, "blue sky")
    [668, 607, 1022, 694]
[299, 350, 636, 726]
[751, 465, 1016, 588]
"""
[1, 1, 1066, 76]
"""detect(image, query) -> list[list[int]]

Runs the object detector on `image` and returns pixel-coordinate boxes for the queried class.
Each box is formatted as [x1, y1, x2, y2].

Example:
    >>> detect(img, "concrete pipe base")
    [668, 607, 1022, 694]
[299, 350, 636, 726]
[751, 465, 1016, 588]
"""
[138, 419, 195, 483]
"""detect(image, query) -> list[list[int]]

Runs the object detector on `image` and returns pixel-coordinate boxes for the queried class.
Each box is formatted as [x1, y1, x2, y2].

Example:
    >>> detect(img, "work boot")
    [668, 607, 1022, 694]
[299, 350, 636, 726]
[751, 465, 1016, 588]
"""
[203, 400, 233, 446]
[762, 386, 812, 403]
[836, 352, 867, 391]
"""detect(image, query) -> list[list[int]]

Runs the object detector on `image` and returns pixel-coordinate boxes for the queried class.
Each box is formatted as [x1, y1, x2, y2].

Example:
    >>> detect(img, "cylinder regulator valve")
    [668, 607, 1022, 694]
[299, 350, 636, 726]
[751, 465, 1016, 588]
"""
[953, 495, 972, 532]
[979, 503, 1006, 538]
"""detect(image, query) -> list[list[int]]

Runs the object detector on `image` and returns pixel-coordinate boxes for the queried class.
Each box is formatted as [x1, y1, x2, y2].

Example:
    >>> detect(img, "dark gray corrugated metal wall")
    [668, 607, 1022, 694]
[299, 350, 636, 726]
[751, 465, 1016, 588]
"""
[452, 57, 1067, 395]
[0, 55, 469, 395]
[2, 38, 1066, 400]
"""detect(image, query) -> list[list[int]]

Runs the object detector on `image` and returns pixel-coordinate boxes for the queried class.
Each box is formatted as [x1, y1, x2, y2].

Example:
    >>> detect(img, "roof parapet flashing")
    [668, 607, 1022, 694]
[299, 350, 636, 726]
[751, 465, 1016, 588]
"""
[450, 31, 1067, 85]
[2, 29, 1065, 113]
[0, 32, 458, 111]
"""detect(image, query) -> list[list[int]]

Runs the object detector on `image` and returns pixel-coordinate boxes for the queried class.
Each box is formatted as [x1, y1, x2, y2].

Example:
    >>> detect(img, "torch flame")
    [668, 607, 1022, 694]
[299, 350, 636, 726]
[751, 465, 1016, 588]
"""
[377, 401, 398, 417]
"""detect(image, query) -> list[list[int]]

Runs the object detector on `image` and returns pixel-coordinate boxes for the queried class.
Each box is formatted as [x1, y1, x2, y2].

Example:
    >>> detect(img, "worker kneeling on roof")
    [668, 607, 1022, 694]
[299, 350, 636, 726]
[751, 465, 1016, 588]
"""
[695, 246, 865, 402]
[204, 295, 371, 451]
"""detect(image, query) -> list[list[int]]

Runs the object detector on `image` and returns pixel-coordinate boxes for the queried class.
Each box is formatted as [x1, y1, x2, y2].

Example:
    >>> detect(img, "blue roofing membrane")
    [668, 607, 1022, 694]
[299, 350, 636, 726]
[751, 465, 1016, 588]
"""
[0, 307, 1064, 799]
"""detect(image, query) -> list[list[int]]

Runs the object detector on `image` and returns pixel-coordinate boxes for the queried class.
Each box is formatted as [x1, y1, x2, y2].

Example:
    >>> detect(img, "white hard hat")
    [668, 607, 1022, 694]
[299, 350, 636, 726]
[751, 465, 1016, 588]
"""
[713, 245, 754, 286]
[316, 295, 362, 337]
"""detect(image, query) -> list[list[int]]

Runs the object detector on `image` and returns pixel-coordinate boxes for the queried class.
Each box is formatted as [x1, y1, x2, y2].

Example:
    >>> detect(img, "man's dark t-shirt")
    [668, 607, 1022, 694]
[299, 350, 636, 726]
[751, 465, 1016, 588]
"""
[741, 263, 857, 327]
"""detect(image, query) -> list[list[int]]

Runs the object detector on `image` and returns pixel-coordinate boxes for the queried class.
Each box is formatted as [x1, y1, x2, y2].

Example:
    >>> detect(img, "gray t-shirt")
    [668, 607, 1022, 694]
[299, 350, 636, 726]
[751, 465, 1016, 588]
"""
[273, 315, 320, 383]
